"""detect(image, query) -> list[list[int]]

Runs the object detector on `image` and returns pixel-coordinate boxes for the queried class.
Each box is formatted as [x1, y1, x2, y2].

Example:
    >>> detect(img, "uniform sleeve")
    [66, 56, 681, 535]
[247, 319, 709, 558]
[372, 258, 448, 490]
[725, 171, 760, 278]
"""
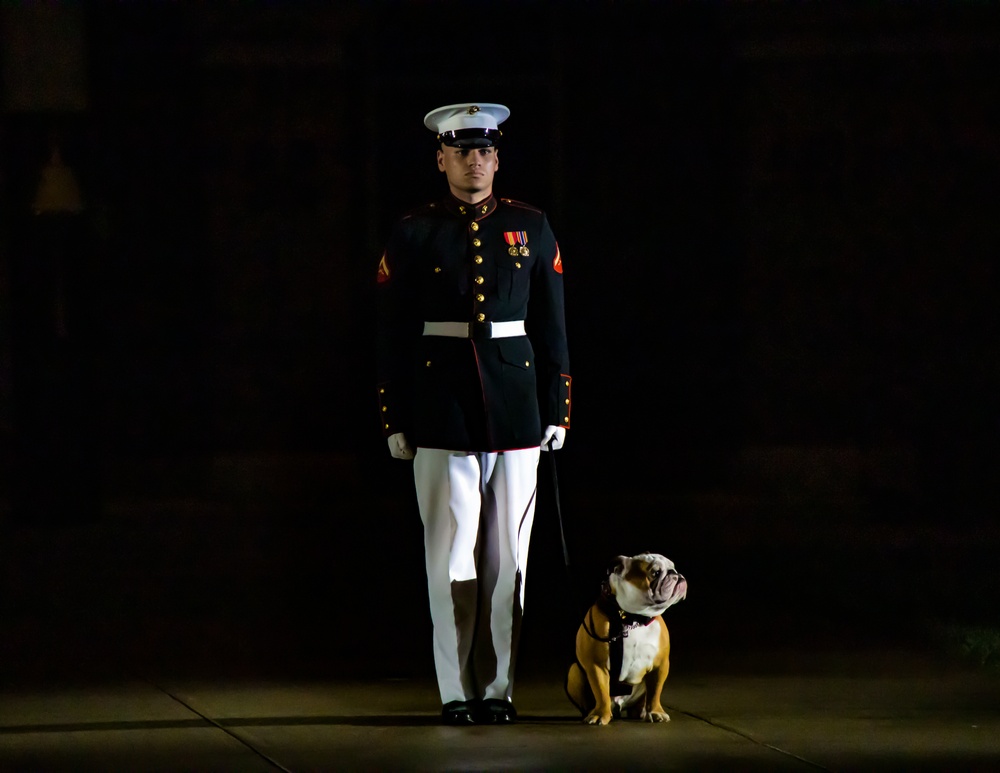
[375, 220, 421, 438]
[526, 214, 572, 430]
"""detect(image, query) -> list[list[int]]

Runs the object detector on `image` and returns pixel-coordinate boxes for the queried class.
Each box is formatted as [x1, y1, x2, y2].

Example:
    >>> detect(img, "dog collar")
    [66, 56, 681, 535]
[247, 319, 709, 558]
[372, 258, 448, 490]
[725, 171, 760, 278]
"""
[589, 582, 656, 642]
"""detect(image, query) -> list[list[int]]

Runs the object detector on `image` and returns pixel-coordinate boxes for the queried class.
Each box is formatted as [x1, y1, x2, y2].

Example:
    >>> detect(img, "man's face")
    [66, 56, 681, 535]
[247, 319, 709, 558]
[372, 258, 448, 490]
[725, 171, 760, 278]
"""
[437, 144, 499, 202]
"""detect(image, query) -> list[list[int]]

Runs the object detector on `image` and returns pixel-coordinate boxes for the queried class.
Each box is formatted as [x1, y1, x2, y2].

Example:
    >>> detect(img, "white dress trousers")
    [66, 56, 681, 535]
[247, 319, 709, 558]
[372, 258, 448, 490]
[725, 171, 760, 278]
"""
[413, 446, 540, 705]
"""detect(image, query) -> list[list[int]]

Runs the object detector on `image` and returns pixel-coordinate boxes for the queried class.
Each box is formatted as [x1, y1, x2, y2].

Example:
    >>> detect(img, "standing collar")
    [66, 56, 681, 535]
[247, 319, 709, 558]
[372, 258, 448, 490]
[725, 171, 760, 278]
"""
[443, 194, 498, 220]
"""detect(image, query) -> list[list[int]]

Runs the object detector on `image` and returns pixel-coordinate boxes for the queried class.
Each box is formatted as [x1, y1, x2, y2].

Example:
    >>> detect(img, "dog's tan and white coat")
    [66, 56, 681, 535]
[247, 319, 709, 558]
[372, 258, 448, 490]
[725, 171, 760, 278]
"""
[565, 553, 687, 725]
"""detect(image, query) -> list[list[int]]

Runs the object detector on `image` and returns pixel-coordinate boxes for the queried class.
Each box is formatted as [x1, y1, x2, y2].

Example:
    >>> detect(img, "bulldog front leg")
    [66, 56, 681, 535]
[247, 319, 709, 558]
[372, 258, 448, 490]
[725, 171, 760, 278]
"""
[642, 619, 672, 722]
[643, 664, 671, 722]
[575, 613, 617, 725]
[582, 661, 615, 725]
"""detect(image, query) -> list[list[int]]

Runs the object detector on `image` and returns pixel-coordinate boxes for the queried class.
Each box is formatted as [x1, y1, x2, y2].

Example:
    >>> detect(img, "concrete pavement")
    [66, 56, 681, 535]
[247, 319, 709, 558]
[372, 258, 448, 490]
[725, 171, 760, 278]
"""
[2, 645, 999, 772]
[2, 483, 999, 771]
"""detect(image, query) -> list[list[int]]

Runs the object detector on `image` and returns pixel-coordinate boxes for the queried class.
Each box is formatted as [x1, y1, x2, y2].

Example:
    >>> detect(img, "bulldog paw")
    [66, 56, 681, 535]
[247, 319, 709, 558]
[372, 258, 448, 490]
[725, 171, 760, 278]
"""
[646, 710, 671, 723]
[583, 710, 613, 725]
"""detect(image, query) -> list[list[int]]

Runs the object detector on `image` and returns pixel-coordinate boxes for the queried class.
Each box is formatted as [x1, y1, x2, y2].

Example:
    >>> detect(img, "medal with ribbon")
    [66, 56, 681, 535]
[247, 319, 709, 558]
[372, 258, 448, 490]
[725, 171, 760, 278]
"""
[503, 231, 530, 257]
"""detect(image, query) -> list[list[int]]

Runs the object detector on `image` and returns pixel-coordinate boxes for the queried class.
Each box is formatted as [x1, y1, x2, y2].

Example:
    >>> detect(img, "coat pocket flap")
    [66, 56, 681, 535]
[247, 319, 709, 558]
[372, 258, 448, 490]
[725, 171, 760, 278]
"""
[495, 337, 533, 370]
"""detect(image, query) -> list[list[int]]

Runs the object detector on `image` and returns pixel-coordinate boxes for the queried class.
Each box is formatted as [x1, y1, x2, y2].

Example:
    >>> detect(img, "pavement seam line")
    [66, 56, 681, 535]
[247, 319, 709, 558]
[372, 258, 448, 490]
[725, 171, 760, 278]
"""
[151, 682, 296, 773]
[666, 705, 833, 772]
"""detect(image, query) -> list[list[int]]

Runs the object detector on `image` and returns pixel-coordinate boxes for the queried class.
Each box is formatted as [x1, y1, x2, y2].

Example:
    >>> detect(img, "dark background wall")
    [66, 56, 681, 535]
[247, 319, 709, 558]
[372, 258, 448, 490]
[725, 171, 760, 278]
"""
[0, 2, 998, 664]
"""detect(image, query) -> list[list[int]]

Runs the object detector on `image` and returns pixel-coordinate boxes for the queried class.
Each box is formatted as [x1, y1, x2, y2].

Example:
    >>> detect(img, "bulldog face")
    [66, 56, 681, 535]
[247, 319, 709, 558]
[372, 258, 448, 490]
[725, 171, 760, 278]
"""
[608, 553, 687, 617]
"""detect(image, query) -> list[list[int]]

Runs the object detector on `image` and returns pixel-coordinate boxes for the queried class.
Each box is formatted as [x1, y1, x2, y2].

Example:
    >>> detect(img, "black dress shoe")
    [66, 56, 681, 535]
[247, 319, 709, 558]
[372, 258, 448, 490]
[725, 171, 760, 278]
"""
[477, 698, 517, 724]
[441, 700, 476, 725]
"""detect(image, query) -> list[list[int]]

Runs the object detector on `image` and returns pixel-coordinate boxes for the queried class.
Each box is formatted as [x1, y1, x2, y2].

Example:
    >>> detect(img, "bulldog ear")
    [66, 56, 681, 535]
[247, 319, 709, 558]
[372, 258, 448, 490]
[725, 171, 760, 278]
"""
[610, 555, 629, 576]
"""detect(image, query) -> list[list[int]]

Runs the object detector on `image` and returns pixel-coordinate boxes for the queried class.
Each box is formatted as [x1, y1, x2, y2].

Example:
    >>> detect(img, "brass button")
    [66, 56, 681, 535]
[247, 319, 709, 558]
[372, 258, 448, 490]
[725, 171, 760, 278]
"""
[564, 416, 570, 422]
[565, 380, 570, 386]
[384, 423, 389, 429]
[474, 255, 483, 264]
[481, 204, 488, 213]
[525, 361, 530, 367]
[382, 406, 387, 412]
[470, 222, 480, 232]
[476, 293, 485, 302]
[515, 262, 521, 269]
[379, 388, 385, 394]
[434, 267, 441, 273]
[459, 206, 467, 215]
[426, 361, 432, 367]
[472, 238, 481, 247]
[565, 398, 570, 404]
[477, 313, 486, 322]
[475, 276, 484, 285]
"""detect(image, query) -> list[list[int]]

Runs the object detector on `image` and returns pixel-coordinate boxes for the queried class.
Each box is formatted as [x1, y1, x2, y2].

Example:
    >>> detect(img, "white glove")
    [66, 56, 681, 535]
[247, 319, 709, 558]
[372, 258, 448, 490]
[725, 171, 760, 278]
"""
[540, 425, 566, 451]
[387, 432, 415, 460]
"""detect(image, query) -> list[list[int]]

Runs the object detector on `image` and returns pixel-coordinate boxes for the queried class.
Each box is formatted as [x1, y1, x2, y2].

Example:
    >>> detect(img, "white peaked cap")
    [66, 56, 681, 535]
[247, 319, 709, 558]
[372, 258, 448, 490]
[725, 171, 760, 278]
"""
[423, 103, 510, 147]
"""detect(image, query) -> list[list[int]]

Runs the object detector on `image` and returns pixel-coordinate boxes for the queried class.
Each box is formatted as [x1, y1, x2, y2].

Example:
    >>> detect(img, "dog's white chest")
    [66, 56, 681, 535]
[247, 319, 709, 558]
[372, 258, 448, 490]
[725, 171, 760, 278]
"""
[617, 622, 661, 685]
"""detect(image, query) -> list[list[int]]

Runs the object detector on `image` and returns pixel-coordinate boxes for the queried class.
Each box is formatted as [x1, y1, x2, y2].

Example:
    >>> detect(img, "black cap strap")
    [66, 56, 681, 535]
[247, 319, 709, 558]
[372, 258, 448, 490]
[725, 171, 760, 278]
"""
[438, 128, 502, 148]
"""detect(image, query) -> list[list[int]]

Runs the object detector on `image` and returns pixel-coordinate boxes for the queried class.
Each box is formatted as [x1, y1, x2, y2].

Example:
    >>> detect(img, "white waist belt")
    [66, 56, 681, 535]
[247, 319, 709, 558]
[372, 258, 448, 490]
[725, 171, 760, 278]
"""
[423, 320, 526, 339]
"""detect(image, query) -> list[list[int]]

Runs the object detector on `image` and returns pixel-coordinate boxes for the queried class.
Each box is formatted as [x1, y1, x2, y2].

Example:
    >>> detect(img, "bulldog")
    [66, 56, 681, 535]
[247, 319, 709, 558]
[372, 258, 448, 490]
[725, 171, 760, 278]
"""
[565, 553, 687, 725]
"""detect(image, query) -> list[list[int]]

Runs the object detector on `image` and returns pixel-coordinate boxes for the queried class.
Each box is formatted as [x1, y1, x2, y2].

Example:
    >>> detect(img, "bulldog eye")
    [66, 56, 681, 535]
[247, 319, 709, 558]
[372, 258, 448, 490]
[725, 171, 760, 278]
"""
[651, 569, 661, 579]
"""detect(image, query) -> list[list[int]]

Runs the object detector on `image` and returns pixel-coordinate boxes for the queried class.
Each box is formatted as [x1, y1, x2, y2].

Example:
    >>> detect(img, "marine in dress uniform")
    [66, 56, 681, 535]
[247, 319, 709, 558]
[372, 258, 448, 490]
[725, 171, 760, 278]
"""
[375, 103, 571, 724]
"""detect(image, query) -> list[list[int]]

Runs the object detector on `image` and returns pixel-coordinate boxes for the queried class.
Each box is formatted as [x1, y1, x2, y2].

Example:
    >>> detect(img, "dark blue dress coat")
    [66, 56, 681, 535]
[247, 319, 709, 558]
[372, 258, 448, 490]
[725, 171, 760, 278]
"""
[376, 193, 571, 452]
